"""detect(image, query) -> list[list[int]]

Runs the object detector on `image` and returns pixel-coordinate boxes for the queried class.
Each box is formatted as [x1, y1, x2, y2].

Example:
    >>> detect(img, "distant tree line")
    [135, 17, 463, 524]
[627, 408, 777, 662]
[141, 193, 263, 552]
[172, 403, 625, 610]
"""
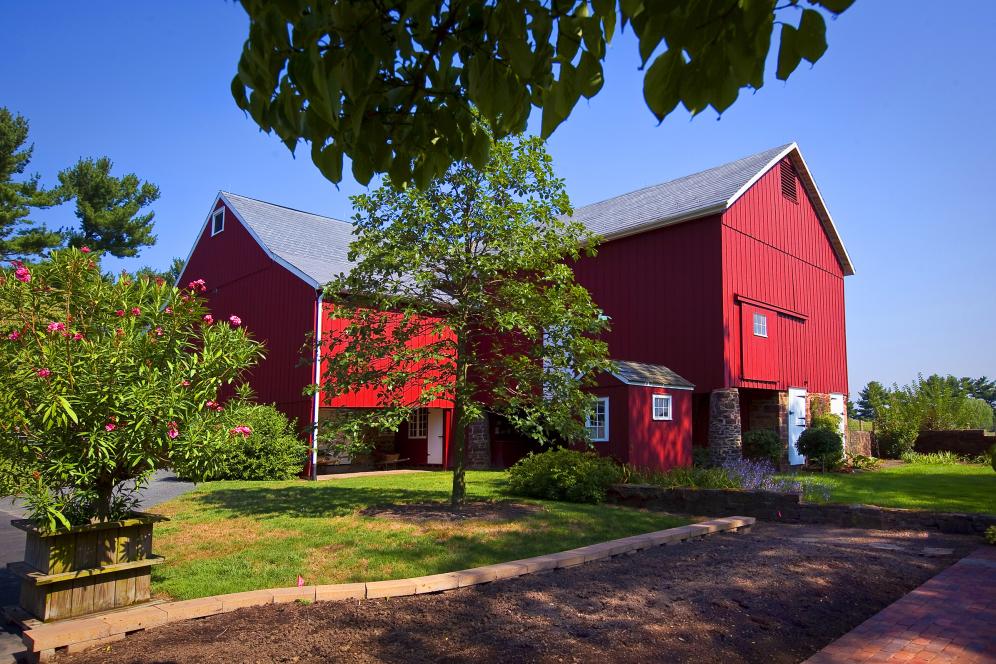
[850, 375, 995, 457]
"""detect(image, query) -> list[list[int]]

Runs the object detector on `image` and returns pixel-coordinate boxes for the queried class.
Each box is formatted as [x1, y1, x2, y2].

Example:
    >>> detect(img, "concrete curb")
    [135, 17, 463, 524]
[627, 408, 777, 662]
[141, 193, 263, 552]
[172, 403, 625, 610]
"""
[17, 515, 754, 661]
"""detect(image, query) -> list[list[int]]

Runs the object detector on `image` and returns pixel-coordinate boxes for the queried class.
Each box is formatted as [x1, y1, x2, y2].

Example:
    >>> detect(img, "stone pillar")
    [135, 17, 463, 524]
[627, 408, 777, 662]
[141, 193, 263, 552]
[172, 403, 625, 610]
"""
[465, 416, 492, 470]
[708, 388, 743, 466]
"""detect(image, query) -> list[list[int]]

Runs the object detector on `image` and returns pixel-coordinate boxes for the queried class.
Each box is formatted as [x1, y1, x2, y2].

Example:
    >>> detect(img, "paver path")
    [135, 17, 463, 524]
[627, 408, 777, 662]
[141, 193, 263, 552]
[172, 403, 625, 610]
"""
[0, 471, 194, 663]
[806, 547, 996, 663]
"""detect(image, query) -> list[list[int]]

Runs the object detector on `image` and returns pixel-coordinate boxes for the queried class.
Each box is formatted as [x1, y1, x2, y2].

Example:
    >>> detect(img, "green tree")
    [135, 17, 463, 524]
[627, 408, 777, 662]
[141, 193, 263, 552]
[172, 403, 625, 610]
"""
[57, 157, 159, 258]
[964, 398, 994, 431]
[856, 380, 888, 420]
[962, 376, 996, 408]
[232, 0, 854, 188]
[0, 249, 264, 527]
[0, 108, 62, 259]
[318, 133, 610, 505]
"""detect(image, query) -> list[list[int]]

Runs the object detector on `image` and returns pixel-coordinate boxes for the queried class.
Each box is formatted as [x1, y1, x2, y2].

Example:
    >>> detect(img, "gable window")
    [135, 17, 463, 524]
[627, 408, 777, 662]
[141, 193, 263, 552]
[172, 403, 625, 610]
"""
[586, 397, 609, 442]
[753, 312, 768, 338]
[652, 394, 672, 421]
[780, 161, 799, 204]
[408, 408, 428, 439]
[211, 208, 225, 236]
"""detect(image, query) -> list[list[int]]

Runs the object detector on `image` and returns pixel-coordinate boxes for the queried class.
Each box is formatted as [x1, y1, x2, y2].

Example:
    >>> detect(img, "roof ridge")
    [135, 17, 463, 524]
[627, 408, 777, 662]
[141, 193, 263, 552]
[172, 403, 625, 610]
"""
[221, 191, 353, 227]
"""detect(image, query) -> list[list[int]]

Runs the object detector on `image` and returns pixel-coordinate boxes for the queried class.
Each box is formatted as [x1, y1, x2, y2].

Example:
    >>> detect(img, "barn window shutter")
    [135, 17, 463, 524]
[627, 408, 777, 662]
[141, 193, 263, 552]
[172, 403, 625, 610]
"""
[780, 161, 798, 204]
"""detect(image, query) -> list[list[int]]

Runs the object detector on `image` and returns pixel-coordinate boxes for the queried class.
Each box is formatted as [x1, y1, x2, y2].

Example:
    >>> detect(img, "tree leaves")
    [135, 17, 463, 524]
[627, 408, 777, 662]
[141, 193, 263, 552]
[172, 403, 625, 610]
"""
[232, 0, 853, 188]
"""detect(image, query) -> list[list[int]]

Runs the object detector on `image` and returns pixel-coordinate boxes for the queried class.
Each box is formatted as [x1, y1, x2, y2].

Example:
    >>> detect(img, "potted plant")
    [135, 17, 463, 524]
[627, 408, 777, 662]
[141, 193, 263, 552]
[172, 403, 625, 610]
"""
[0, 248, 263, 621]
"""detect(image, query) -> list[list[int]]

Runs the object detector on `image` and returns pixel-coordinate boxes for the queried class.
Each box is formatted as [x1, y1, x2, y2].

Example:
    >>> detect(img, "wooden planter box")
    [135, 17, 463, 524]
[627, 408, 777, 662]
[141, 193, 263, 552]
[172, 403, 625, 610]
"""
[7, 512, 168, 622]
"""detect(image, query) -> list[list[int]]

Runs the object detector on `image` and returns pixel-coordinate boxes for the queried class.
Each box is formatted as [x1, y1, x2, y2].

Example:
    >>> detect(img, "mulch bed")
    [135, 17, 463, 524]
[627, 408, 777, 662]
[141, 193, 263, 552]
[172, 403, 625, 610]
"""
[359, 501, 543, 522]
[55, 522, 979, 664]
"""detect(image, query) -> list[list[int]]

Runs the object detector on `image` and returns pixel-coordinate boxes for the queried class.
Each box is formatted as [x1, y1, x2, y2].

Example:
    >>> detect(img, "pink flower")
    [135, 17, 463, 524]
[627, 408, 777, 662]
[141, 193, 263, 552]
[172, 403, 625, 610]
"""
[154, 277, 165, 287]
[115, 309, 125, 317]
[164, 306, 173, 314]
[47, 322, 66, 333]
[187, 278, 207, 293]
[154, 326, 163, 337]
[7, 331, 20, 341]
[14, 266, 30, 283]
[72, 333, 84, 341]
[228, 425, 252, 438]
[202, 314, 213, 325]
[228, 315, 242, 327]
[180, 380, 191, 387]
[105, 423, 116, 432]
[130, 307, 141, 316]
[205, 400, 217, 410]
[167, 421, 179, 439]
[80, 246, 91, 254]
[36, 368, 51, 378]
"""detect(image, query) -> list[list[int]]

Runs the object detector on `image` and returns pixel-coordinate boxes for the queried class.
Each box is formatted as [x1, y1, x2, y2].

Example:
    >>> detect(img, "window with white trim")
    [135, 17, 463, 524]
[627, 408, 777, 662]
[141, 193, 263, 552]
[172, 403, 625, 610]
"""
[585, 397, 609, 442]
[752, 312, 768, 338]
[652, 394, 672, 421]
[211, 208, 225, 236]
[408, 408, 428, 438]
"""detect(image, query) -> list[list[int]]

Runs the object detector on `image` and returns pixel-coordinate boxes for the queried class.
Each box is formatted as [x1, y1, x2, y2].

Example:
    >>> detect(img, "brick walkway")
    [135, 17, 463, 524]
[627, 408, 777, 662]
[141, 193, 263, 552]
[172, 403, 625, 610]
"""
[806, 547, 996, 663]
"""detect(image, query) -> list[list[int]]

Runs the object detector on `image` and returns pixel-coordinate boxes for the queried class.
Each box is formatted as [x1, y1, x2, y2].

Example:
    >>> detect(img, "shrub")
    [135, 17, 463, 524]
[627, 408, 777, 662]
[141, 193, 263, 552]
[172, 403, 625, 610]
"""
[692, 446, 711, 468]
[742, 429, 782, 465]
[987, 525, 996, 546]
[797, 427, 844, 471]
[174, 404, 307, 481]
[877, 429, 916, 459]
[626, 465, 737, 490]
[506, 448, 622, 504]
[846, 453, 880, 471]
[900, 450, 962, 465]
[990, 443, 996, 472]
[810, 411, 842, 433]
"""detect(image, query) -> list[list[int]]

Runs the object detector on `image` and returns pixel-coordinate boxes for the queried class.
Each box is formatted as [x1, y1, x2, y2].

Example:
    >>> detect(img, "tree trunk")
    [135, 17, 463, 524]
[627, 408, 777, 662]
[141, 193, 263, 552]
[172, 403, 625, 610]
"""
[450, 399, 466, 508]
[94, 479, 115, 523]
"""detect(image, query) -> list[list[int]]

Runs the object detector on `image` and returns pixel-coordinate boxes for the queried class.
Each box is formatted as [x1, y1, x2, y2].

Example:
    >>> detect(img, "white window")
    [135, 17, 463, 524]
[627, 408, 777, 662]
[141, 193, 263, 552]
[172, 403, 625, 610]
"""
[585, 397, 609, 442]
[652, 394, 672, 421]
[408, 408, 428, 439]
[753, 312, 768, 338]
[211, 208, 225, 236]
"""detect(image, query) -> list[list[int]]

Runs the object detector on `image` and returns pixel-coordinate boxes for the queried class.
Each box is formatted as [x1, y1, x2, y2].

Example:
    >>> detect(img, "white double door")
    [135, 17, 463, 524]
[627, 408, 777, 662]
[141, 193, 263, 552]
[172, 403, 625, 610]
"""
[787, 388, 807, 465]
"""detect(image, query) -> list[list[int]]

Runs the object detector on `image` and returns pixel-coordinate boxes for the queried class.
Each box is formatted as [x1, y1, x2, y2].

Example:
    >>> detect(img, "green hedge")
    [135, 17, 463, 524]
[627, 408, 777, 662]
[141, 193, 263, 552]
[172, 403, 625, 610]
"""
[506, 448, 622, 504]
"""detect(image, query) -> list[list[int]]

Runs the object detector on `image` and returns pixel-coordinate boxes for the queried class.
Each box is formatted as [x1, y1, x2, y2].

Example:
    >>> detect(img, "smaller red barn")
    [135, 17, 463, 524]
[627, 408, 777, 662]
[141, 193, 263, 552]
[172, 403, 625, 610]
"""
[585, 361, 694, 471]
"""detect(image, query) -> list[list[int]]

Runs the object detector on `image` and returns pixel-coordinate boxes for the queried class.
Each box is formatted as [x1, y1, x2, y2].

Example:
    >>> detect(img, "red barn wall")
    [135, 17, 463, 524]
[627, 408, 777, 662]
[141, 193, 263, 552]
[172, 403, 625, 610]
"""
[625, 386, 693, 471]
[586, 383, 631, 464]
[572, 215, 726, 393]
[178, 199, 317, 435]
[721, 160, 848, 395]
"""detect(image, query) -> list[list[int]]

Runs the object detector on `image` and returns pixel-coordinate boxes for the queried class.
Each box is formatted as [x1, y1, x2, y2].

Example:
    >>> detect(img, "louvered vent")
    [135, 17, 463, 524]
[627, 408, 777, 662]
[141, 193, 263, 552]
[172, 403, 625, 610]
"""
[780, 160, 798, 204]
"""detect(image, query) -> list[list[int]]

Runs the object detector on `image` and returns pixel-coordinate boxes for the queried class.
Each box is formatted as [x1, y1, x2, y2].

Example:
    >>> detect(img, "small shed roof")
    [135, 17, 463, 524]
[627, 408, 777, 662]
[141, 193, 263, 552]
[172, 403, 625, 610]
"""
[220, 192, 355, 288]
[609, 361, 694, 390]
[569, 143, 853, 276]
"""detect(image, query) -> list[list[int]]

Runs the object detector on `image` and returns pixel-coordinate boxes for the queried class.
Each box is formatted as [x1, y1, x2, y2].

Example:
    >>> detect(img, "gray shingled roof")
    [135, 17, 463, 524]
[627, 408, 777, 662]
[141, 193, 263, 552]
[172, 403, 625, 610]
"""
[221, 192, 355, 287]
[610, 361, 694, 389]
[570, 144, 791, 239]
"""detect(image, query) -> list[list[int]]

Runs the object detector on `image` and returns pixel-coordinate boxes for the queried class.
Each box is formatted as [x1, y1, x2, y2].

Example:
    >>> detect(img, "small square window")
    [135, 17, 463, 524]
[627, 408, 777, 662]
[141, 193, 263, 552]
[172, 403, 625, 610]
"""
[408, 409, 428, 438]
[652, 394, 672, 421]
[753, 312, 768, 338]
[585, 397, 609, 442]
[211, 209, 225, 236]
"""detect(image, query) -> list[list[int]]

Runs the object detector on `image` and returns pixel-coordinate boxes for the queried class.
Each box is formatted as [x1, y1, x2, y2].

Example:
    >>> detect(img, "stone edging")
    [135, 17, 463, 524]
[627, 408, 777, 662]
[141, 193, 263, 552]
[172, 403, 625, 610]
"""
[15, 516, 754, 661]
[609, 484, 996, 535]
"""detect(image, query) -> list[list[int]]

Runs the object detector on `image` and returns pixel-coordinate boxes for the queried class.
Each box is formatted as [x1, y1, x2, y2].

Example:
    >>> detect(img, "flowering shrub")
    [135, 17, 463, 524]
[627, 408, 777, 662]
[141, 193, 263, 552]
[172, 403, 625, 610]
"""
[0, 249, 264, 529]
[721, 458, 801, 493]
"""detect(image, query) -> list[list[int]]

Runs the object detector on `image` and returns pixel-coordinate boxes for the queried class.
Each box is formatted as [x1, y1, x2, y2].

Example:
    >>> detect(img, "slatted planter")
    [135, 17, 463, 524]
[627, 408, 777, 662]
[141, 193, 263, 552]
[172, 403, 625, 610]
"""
[8, 513, 168, 622]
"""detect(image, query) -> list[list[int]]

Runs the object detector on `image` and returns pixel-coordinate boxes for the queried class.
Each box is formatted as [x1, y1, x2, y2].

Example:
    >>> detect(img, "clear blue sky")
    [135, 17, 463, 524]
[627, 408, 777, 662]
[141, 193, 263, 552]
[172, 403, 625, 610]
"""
[3, 2, 994, 395]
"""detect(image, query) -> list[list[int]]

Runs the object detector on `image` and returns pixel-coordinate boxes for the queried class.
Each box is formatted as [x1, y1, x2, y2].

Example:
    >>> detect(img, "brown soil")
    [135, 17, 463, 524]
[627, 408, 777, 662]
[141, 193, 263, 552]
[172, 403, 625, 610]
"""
[56, 522, 978, 664]
[359, 501, 543, 522]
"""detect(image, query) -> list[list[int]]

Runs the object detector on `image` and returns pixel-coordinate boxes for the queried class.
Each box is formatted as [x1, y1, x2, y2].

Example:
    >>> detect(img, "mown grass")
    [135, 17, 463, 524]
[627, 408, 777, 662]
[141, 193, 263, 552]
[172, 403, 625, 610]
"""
[149, 470, 688, 600]
[778, 463, 996, 514]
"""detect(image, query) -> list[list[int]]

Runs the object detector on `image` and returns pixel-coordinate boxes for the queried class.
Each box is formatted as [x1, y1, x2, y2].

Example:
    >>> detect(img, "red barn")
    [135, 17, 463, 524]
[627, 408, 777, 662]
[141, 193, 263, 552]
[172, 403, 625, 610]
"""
[177, 192, 455, 476]
[571, 143, 853, 466]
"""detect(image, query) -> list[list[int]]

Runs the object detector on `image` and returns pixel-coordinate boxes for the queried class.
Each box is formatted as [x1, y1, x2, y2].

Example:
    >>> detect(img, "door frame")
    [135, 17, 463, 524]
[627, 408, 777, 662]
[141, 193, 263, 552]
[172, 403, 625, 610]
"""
[787, 387, 807, 465]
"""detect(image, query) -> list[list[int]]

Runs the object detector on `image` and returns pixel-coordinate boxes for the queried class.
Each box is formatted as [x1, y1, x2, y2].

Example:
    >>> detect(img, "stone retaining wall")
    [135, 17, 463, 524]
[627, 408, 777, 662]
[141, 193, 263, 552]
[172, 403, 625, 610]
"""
[608, 484, 996, 536]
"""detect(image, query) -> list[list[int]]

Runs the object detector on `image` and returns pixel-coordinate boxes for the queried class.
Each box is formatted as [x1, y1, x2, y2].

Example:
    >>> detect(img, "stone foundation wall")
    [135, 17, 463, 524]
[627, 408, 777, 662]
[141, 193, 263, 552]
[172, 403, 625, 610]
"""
[708, 388, 742, 465]
[465, 416, 491, 469]
[608, 484, 996, 535]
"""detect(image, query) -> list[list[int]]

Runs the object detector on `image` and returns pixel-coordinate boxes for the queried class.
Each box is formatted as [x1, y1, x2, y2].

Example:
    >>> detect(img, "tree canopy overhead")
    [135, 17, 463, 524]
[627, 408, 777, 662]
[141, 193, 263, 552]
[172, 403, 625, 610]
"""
[232, 0, 854, 188]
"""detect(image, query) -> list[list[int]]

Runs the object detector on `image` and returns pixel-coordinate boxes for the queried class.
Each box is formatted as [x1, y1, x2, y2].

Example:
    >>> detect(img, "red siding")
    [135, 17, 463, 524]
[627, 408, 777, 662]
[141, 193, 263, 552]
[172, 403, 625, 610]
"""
[178, 200, 316, 436]
[722, 160, 848, 394]
[572, 215, 726, 393]
[625, 385, 692, 471]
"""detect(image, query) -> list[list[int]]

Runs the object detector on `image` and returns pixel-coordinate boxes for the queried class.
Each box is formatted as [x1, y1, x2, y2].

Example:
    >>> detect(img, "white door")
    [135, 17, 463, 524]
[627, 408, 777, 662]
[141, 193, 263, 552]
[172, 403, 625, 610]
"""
[787, 388, 808, 465]
[427, 409, 444, 465]
[829, 393, 847, 446]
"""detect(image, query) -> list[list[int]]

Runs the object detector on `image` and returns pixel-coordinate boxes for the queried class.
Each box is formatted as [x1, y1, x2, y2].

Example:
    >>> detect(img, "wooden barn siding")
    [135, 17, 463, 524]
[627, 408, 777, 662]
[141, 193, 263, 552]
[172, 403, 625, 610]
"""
[572, 215, 726, 393]
[721, 161, 848, 395]
[178, 200, 317, 436]
[626, 386, 693, 471]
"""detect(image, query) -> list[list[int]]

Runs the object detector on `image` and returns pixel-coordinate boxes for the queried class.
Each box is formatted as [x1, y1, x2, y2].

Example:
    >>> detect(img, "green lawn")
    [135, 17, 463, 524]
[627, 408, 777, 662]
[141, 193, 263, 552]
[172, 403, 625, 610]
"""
[781, 463, 996, 514]
[149, 470, 688, 600]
